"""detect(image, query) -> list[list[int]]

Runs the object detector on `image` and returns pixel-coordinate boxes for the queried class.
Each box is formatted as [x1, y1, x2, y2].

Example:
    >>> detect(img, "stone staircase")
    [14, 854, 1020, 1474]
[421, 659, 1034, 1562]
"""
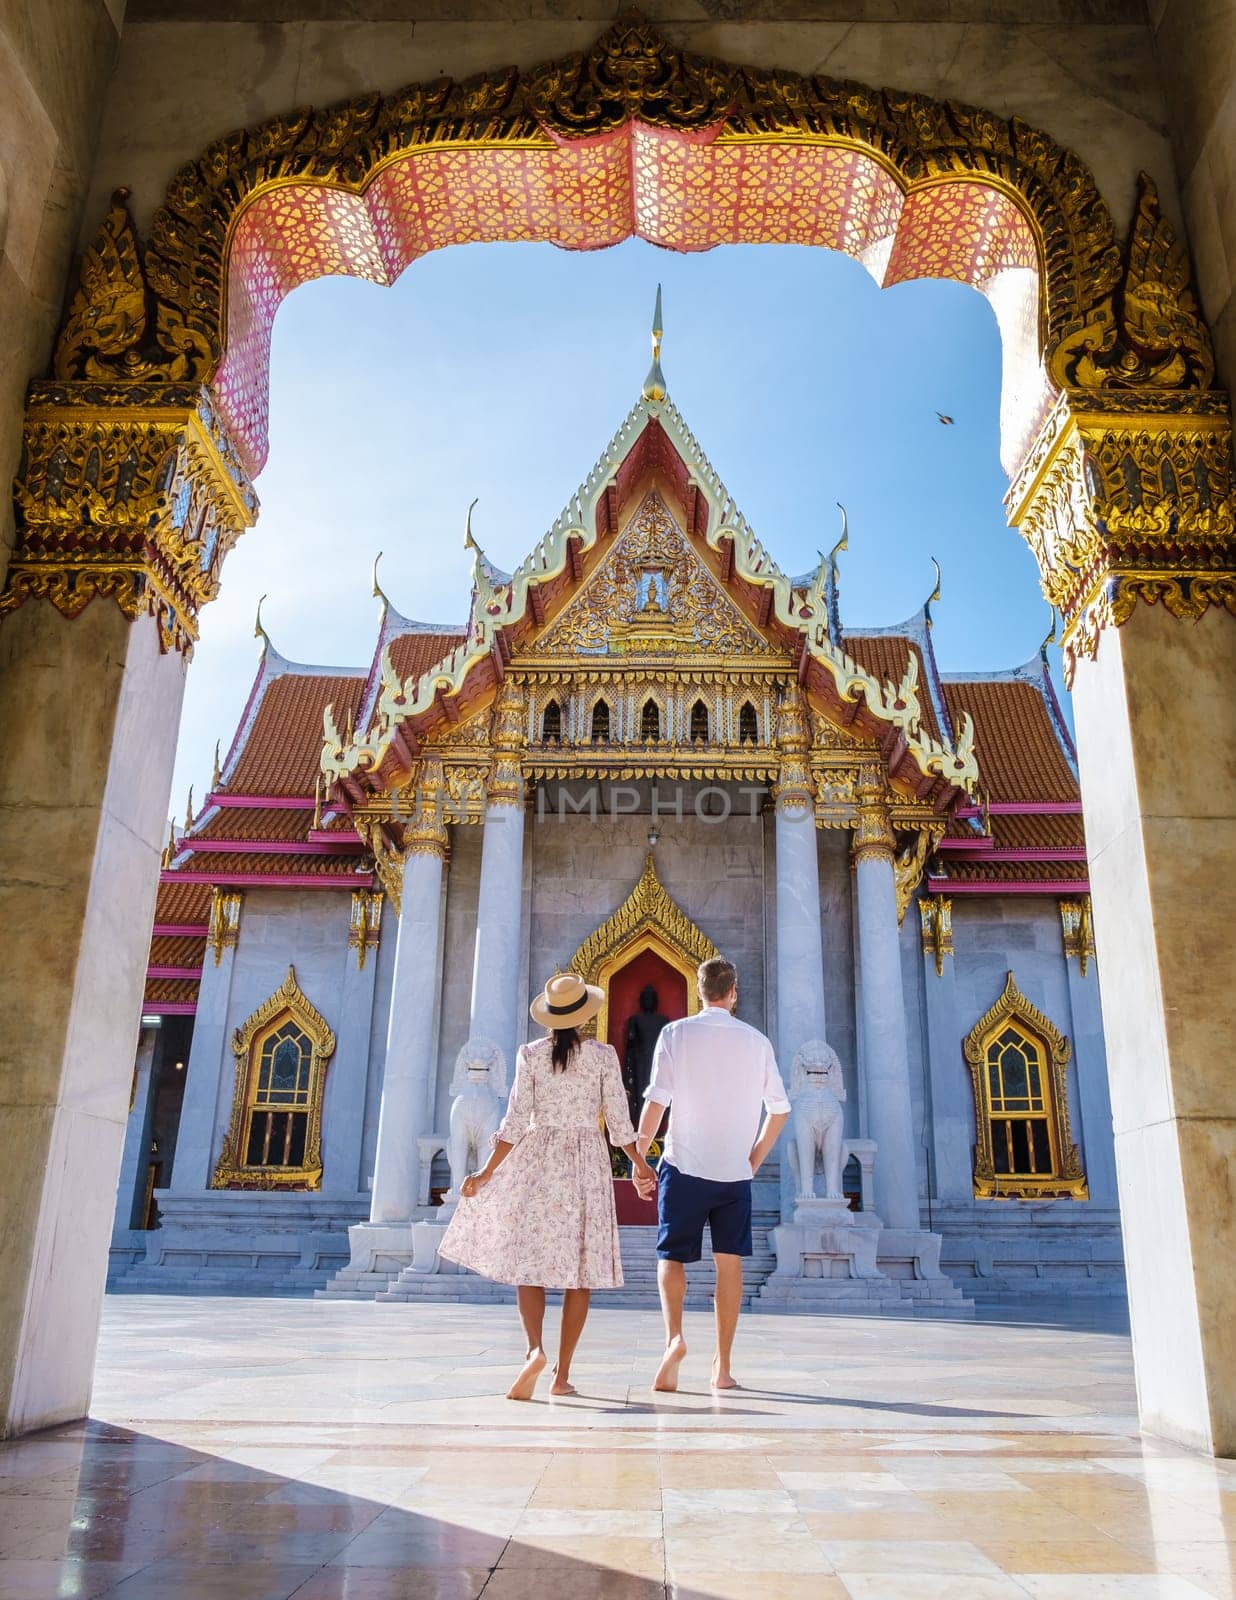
[317, 1215, 781, 1307]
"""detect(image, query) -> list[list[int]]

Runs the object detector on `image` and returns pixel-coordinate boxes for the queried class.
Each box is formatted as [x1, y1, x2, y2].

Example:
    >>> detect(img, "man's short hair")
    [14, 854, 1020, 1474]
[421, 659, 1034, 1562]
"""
[698, 957, 737, 1001]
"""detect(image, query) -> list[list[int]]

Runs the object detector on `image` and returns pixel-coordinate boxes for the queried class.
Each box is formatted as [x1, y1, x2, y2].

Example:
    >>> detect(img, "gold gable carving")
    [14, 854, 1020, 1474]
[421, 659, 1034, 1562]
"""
[531, 491, 774, 659]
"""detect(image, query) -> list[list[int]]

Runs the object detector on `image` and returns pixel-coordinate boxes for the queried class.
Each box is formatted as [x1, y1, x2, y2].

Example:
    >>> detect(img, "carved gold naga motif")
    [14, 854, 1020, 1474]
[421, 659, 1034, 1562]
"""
[6, 15, 1232, 667]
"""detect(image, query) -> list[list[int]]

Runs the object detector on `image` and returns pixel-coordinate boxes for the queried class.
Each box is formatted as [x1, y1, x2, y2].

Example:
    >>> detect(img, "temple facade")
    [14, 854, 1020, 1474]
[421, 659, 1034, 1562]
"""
[110, 347, 1123, 1305]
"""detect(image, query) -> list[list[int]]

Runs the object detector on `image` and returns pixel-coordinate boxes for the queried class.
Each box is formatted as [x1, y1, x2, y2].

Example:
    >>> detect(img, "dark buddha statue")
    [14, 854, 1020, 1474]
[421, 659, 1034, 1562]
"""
[624, 984, 669, 1126]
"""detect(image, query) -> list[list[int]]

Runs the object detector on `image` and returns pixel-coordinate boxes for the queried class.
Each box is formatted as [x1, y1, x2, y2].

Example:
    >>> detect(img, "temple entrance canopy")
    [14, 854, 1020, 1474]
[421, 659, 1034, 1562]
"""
[3, 15, 1236, 1458]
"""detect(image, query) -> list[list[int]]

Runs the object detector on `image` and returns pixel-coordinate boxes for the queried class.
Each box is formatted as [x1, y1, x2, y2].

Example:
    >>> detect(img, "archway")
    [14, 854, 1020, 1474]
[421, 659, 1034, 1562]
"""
[2, 18, 1234, 1455]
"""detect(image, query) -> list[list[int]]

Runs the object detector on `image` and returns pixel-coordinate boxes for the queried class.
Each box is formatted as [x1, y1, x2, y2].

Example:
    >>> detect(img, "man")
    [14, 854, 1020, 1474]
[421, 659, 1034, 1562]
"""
[637, 956, 791, 1392]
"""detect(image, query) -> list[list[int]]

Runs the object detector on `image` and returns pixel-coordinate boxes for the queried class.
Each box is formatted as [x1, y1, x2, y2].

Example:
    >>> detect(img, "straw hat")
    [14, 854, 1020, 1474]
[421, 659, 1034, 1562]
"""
[530, 971, 604, 1030]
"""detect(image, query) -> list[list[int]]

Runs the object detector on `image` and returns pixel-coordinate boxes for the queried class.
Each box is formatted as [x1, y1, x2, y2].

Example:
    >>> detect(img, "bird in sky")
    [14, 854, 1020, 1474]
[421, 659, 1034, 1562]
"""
[936, 411, 955, 425]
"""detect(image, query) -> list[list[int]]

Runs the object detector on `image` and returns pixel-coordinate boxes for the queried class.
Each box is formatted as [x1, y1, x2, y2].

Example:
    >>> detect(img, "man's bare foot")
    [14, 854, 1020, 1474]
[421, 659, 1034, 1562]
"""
[653, 1335, 688, 1392]
[711, 1370, 741, 1391]
[550, 1365, 577, 1396]
[506, 1347, 547, 1401]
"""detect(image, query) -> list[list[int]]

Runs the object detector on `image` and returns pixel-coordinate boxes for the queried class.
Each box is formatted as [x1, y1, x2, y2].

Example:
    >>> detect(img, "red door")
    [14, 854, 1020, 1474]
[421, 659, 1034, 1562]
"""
[608, 948, 687, 1224]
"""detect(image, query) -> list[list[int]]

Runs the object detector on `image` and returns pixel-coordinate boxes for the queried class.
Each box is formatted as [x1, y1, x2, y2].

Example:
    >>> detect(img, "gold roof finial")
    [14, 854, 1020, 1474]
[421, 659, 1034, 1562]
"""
[1039, 605, 1058, 657]
[211, 740, 222, 791]
[372, 550, 393, 623]
[312, 774, 323, 831]
[925, 556, 942, 627]
[184, 786, 194, 833]
[642, 283, 666, 402]
[254, 592, 272, 654]
[828, 503, 849, 579]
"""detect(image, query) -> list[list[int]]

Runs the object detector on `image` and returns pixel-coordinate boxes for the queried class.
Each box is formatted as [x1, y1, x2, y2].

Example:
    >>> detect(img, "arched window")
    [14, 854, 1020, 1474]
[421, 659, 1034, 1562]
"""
[590, 699, 611, 743]
[963, 972, 1087, 1200]
[738, 701, 758, 745]
[212, 966, 335, 1191]
[541, 698, 562, 743]
[690, 699, 709, 744]
[640, 698, 660, 741]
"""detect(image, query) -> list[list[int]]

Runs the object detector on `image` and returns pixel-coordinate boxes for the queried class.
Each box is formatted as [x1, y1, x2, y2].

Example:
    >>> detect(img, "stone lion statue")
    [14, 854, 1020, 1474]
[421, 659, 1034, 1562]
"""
[446, 1038, 507, 1200]
[785, 1038, 847, 1201]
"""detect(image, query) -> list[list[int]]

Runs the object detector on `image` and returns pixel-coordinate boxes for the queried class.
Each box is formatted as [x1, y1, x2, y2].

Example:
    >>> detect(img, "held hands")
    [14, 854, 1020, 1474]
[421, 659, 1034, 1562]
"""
[460, 1171, 491, 1200]
[631, 1156, 657, 1202]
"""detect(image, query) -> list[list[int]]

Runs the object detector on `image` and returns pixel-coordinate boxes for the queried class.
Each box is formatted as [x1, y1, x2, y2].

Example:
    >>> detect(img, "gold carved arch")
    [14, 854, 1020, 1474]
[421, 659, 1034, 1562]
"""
[212, 964, 337, 1191]
[962, 970, 1086, 1200]
[571, 852, 720, 1042]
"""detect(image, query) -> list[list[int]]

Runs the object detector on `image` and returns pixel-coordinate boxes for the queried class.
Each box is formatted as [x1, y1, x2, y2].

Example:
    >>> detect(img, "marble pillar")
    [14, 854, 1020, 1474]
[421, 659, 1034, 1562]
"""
[112, 1026, 160, 1236]
[1060, 906, 1119, 1209]
[1071, 604, 1236, 1455]
[368, 840, 448, 1225]
[0, 604, 186, 1438]
[469, 799, 526, 1065]
[853, 773, 921, 1232]
[918, 900, 974, 1205]
[169, 930, 239, 1193]
[320, 911, 382, 1199]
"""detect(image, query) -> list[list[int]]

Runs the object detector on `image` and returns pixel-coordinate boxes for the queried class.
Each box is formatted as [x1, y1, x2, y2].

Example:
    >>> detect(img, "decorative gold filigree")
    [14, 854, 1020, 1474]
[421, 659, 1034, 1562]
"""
[212, 965, 336, 1191]
[771, 683, 814, 814]
[207, 887, 242, 966]
[571, 851, 719, 1042]
[487, 677, 527, 807]
[1007, 392, 1236, 681]
[68, 18, 1120, 410]
[402, 756, 451, 860]
[963, 971, 1087, 1201]
[348, 889, 384, 970]
[5, 382, 257, 652]
[894, 826, 943, 924]
[355, 814, 407, 915]
[1049, 174, 1214, 393]
[919, 895, 953, 977]
[852, 763, 895, 865]
[1060, 896, 1096, 977]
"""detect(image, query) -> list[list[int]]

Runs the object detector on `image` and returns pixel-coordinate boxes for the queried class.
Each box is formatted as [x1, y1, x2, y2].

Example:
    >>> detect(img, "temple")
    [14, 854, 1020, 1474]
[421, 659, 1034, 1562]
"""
[110, 309, 1122, 1305]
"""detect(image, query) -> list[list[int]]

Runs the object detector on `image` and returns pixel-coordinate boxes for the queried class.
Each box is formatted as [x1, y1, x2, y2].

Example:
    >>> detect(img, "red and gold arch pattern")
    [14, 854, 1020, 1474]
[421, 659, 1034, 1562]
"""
[216, 129, 1043, 472]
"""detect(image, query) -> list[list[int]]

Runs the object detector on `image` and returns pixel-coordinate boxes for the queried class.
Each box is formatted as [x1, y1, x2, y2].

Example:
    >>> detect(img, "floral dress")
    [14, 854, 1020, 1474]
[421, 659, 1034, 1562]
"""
[438, 1036, 636, 1290]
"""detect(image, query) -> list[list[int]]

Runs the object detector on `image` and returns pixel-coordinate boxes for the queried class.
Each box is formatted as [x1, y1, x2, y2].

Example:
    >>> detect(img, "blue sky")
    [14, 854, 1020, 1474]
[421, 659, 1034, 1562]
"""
[174, 238, 1056, 810]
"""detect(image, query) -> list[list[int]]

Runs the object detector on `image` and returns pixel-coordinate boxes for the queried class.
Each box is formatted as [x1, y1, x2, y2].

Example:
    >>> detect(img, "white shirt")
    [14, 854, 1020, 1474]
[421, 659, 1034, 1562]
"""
[644, 1007, 791, 1183]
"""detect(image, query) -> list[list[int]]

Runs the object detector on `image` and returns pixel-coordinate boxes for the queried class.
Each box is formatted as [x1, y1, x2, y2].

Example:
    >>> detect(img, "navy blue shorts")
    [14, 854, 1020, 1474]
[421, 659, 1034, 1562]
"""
[657, 1162, 753, 1262]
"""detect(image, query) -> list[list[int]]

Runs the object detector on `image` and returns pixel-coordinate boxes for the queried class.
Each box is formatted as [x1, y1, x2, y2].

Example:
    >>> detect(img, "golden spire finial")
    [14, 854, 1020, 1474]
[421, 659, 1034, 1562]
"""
[312, 774, 323, 831]
[828, 503, 849, 576]
[642, 283, 666, 402]
[184, 786, 194, 832]
[1040, 605, 1058, 657]
[211, 740, 222, 791]
[464, 497, 480, 554]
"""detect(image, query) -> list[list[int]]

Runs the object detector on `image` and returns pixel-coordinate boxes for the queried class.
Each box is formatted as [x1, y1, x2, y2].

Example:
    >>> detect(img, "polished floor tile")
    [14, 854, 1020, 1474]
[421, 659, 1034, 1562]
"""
[4, 1294, 1231, 1600]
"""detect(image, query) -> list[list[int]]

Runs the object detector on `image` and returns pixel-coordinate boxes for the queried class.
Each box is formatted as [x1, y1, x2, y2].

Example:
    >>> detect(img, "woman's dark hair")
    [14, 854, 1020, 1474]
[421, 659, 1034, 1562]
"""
[551, 1027, 580, 1072]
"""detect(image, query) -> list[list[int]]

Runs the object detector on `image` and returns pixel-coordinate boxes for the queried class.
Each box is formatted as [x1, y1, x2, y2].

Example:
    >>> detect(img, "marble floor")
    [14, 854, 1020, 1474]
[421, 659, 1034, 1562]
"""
[1, 1295, 1233, 1599]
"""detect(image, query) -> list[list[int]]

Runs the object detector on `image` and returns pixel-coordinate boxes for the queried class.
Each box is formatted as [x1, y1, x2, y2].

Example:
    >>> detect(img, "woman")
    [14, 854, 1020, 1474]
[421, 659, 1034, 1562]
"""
[439, 971, 657, 1401]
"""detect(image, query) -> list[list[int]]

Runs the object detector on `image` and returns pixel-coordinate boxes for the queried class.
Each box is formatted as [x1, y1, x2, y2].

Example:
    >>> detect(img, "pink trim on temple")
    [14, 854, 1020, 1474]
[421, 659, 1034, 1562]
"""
[147, 965, 204, 981]
[205, 793, 316, 809]
[143, 1002, 199, 1016]
[184, 838, 362, 856]
[308, 828, 363, 846]
[152, 923, 210, 938]
[927, 878, 1090, 895]
[954, 801, 1082, 817]
[160, 871, 373, 889]
[942, 847, 1088, 863]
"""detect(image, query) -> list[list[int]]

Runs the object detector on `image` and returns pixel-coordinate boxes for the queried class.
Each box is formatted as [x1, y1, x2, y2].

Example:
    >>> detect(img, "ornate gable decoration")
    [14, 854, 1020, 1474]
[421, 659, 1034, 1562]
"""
[532, 491, 774, 659]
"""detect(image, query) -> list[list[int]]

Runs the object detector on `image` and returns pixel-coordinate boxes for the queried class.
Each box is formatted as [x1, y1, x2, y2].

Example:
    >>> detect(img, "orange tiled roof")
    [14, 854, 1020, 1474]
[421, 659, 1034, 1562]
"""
[152, 880, 212, 925]
[226, 671, 366, 796]
[149, 935, 206, 968]
[843, 635, 943, 742]
[386, 629, 467, 688]
[193, 807, 316, 844]
[942, 858, 1089, 885]
[173, 850, 366, 878]
[941, 678, 1076, 804]
[143, 978, 200, 1007]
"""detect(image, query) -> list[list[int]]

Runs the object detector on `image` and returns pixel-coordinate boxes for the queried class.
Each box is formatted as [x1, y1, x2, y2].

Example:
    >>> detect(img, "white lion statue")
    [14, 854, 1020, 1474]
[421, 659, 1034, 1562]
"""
[446, 1038, 507, 1200]
[785, 1039, 847, 1201]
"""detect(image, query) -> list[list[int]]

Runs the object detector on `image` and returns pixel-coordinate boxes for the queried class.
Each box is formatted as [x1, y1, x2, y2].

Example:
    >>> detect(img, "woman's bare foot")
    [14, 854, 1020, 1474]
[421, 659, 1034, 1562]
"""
[711, 1367, 741, 1391]
[550, 1366, 577, 1397]
[653, 1335, 688, 1392]
[506, 1346, 547, 1401]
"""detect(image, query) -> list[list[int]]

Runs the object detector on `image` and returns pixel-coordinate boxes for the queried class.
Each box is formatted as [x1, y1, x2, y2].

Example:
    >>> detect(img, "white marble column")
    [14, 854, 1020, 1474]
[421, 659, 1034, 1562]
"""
[1060, 900, 1119, 1208]
[469, 800, 525, 1063]
[772, 688, 827, 1219]
[112, 1025, 160, 1237]
[853, 771, 920, 1231]
[368, 841, 448, 1224]
[918, 898, 974, 1205]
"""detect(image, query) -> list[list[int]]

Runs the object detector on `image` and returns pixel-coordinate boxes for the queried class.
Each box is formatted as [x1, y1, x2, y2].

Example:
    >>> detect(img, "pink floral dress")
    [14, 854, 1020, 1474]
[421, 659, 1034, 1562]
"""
[438, 1036, 636, 1290]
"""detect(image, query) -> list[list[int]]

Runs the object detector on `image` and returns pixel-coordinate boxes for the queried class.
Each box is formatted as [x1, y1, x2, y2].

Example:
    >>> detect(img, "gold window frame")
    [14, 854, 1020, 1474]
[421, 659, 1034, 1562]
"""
[963, 970, 1087, 1200]
[212, 965, 336, 1191]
